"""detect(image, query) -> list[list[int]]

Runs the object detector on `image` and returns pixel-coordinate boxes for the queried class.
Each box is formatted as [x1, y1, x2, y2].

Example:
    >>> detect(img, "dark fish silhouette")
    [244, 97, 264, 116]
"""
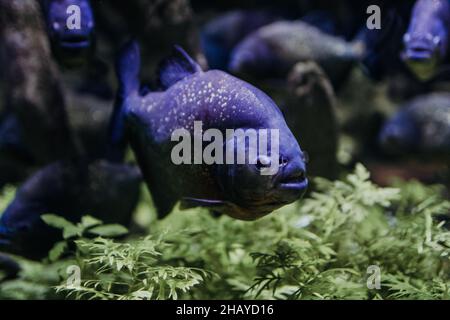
[201, 10, 280, 70]
[229, 20, 365, 84]
[379, 93, 450, 156]
[201, 9, 338, 71]
[0, 160, 142, 260]
[402, 0, 450, 81]
[40, 0, 95, 67]
[112, 41, 308, 220]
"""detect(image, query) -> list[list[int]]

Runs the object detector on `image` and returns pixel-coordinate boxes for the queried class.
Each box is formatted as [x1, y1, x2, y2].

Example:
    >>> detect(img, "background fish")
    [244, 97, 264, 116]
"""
[200, 9, 339, 71]
[229, 20, 365, 86]
[201, 10, 280, 70]
[402, 0, 450, 81]
[40, 0, 95, 68]
[0, 160, 142, 260]
[379, 93, 450, 156]
[112, 41, 308, 220]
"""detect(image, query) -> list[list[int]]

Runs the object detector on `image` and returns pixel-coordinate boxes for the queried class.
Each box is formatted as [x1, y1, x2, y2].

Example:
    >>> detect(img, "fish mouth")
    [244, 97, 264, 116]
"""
[402, 47, 435, 61]
[276, 170, 308, 191]
[402, 50, 438, 81]
[57, 34, 92, 49]
[403, 32, 440, 60]
[59, 39, 91, 49]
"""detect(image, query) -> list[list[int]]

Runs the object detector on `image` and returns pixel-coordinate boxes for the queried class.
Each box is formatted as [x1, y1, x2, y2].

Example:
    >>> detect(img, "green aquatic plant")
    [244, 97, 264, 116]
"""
[0, 164, 449, 300]
[54, 236, 211, 300]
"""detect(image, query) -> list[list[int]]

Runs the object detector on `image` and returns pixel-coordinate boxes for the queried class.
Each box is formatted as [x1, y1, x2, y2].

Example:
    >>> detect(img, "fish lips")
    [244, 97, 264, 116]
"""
[403, 48, 434, 61]
[274, 160, 308, 193]
[402, 37, 441, 81]
[56, 32, 94, 50]
[274, 176, 308, 203]
[221, 174, 308, 221]
[239, 171, 308, 217]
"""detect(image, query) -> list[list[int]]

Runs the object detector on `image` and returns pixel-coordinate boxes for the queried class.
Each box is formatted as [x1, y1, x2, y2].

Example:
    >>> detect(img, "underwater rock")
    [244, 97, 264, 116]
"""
[112, 41, 308, 220]
[65, 90, 113, 160]
[0, 88, 115, 189]
[0, 0, 78, 165]
[282, 62, 339, 179]
[0, 159, 142, 260]
[253, 62, 339, 179]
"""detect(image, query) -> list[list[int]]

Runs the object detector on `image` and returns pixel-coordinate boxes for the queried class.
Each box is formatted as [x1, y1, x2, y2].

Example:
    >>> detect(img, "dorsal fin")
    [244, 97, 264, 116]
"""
[157, 46, 202, 89]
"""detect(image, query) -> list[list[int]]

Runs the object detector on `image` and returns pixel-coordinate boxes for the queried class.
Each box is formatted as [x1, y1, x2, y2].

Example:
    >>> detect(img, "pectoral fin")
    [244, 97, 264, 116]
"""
[180, 197, 227, 210]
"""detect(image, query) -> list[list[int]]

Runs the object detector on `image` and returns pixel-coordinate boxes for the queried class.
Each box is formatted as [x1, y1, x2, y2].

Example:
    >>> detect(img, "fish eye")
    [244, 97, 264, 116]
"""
[255, 155, 272, 170]
[433, 36, 441, 45]
[255, 155, 290, 171]
[403, 34, 411, 43]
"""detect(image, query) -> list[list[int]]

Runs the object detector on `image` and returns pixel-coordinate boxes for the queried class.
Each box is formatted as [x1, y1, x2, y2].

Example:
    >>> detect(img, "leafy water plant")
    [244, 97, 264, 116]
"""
[0, 164, 449, 300]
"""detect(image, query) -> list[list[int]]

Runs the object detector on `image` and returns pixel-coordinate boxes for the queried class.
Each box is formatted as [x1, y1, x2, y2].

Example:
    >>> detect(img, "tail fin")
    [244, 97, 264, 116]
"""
[108, 40, 141, 162]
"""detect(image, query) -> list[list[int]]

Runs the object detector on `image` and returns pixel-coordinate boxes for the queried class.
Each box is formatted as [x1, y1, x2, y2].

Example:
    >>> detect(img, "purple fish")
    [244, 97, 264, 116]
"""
[379, 93, 450, 155]
[111, 41, 308, 221]
[0, 160, 141, 260]
[40, 0, 95, 67]
[201, 10, 280, 70]
[402, 0, 450, 81]
[228, 20, 365, 85]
